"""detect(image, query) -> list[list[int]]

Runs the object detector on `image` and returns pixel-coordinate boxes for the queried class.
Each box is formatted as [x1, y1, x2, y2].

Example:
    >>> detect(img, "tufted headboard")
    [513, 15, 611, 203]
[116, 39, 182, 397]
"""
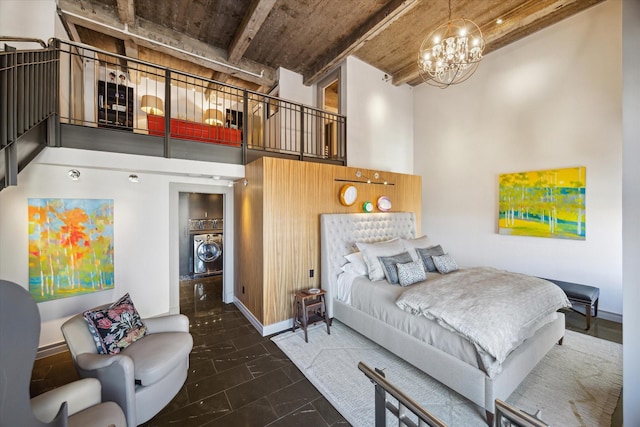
[320, 212, 417, 318]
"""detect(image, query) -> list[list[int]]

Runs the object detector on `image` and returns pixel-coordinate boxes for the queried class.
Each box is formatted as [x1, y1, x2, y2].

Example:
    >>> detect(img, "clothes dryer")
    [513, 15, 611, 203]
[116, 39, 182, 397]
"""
[192, 233, 223, 275]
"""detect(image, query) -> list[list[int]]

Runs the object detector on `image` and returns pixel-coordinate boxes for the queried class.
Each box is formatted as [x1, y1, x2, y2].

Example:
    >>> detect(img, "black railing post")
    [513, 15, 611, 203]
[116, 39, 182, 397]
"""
[242, 89, 248, 165]
[299, 105, 305, 161]
[374, 382, 386, 427]
[164, 68, 171, 158]
[47, 39, 62, 147]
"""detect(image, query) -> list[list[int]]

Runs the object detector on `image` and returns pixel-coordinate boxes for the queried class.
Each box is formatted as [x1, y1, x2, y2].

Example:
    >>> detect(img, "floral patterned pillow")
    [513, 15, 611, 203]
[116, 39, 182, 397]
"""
[83, 293, 147, 355]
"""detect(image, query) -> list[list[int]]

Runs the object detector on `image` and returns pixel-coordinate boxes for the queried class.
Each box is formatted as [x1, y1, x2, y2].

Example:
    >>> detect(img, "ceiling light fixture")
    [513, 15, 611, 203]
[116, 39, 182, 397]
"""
[417, 0, 485, 88]
[68, 169, 80, 181]
[128, 174, 139, 183]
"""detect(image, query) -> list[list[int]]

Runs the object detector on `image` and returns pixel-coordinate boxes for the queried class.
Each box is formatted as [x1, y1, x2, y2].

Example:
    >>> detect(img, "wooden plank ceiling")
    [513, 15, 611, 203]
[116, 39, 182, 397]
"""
[57, 0, 604, 93]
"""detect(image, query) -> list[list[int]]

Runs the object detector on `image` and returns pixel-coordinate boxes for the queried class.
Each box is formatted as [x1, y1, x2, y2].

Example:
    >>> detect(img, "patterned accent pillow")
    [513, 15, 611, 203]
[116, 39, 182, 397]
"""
[83, 293, 148, 355]
[432, 253, 459, 274]
[397, 260, 427, 287]
[416, 245, 445, 272]
[378, 251, 414, 284]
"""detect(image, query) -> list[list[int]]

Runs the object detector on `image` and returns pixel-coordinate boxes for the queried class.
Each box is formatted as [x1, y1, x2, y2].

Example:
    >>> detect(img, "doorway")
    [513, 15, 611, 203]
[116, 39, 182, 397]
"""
[179, 191, 224, 314]
[316, 68, 342, 158]
[169, 183, 235, 316]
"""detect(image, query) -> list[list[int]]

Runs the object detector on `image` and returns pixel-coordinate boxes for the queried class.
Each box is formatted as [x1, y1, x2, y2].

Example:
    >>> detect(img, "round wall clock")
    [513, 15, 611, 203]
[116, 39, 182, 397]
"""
[362, 201, 374, 213]
[339, 184, 358, 206]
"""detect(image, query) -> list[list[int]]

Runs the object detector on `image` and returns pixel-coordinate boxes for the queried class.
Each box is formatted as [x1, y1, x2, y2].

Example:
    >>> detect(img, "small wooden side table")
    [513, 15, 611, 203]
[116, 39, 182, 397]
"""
[292, 289, 331, 342]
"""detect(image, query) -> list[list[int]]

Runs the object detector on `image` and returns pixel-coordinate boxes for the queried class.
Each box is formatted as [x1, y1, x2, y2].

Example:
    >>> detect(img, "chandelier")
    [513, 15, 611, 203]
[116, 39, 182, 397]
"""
[417, 2, 485, 88]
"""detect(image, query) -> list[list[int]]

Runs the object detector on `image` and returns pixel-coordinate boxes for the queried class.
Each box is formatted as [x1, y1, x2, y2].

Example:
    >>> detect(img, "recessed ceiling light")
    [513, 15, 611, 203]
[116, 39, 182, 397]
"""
[496, 18, 503, 25]
[68, 169, 80, 181]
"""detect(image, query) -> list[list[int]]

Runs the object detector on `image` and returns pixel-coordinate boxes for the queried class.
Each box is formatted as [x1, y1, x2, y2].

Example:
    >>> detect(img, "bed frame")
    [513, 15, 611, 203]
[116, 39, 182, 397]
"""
[320, 212, 565, 424]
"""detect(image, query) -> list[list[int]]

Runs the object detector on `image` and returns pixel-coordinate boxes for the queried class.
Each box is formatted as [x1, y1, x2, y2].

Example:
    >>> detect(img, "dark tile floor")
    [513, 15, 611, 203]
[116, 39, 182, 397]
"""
[31, 277, 622, 427]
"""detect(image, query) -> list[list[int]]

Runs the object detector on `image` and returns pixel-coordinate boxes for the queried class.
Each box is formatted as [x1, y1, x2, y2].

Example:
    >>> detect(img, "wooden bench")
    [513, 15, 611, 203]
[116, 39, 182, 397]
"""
[543, 278, 600, 330]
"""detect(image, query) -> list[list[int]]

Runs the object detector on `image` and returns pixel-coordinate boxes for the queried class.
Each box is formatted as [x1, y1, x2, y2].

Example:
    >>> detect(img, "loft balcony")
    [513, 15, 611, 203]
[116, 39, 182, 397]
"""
[0, 38, 347, 190]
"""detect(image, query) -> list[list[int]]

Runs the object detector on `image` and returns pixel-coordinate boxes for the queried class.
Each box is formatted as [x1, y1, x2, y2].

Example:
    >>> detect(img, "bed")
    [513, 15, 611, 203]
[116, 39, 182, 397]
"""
[320, 212, 568, 424]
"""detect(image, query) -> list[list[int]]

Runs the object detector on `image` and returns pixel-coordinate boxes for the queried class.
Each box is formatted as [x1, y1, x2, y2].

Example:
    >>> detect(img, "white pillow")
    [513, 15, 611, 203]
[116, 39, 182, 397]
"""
[356, 238, 407, 281]
[401, 235, 431, 262]
[341, 260, 367, 276]
[343, 252, 367, 276]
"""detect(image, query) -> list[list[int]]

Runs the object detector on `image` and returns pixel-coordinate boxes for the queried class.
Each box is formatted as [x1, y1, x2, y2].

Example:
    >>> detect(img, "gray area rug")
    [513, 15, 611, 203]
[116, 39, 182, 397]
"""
[272, 321, 622, 427]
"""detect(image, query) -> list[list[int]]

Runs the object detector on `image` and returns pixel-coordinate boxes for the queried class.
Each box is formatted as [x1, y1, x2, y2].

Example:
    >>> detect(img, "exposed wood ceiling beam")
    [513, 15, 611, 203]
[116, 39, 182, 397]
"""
[303, 0, 418, 86]
[228, 0, 277, 64]
[58, 0, 276, 87]
[116, 0, 136, 26]
[393, 0, 599, 86]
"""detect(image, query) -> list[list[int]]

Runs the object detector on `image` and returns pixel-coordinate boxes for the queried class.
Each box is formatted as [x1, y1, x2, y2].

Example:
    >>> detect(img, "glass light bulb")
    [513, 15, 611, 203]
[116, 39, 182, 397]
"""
[433, 35, 440, 44]
[459, 28, 467, 37]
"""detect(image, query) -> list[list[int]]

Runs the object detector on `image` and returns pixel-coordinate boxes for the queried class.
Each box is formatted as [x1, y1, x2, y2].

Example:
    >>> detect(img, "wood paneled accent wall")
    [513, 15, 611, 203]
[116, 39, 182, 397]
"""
[234, 157, 422, 330]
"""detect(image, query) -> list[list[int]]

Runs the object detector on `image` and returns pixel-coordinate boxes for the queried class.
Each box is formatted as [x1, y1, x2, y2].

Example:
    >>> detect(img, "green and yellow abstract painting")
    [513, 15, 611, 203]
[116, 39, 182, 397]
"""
[28, 198, 114, 302]
[498, 167, 586, 240]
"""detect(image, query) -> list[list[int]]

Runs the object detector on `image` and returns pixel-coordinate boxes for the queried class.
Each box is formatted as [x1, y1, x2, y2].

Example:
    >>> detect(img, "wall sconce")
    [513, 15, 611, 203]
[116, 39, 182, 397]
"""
[355, 170, 371, 183]
[67, 169, 80, 181]
[128, 174, 139, 183]
[141, 95, 164, 116]
[373, 172, 388, 185]
[204, 108, 224, 126]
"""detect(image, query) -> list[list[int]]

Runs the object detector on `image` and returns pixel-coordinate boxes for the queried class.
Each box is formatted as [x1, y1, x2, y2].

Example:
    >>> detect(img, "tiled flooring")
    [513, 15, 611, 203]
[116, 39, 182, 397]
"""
[30, 276, 622, 426]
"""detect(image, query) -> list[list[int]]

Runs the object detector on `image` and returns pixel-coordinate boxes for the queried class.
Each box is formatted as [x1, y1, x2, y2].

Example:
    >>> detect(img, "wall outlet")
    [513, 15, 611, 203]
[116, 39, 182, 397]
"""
[309, 269, 314, 278]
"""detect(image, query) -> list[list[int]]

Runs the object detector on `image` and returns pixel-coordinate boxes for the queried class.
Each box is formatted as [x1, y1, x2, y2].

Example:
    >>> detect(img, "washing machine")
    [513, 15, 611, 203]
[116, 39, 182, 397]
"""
[192, 233, 223, 275]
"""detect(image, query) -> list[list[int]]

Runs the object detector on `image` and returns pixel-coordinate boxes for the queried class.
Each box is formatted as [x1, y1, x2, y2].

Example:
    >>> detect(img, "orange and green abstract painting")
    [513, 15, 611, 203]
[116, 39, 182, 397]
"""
[28, 198, 114, 302]
[498, 167, 586, 240]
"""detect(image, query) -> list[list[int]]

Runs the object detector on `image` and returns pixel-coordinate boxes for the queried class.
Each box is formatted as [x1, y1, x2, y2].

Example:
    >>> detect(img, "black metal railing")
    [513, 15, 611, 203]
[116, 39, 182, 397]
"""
[1, 37, 57, 190]
[55, 39, 346, 163]
[359, 362, 447, 427]
[1, 37, 346, 190]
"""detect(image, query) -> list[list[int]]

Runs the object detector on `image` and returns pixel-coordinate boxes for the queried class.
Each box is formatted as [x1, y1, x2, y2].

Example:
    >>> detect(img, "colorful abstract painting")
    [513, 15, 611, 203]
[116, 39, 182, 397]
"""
[498, 167, 586, 240]
[28, 198, 114, 302]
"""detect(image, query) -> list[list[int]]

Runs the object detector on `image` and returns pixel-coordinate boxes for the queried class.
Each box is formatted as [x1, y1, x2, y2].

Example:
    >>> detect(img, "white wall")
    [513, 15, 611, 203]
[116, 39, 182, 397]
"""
[346, 56, 414, 174]
[0, 0, 56, 49]
[622, 0, 640, 423]
[414, 1, 623, 316]
[277, 67, 314, 106]
[0, 148, 243, 347]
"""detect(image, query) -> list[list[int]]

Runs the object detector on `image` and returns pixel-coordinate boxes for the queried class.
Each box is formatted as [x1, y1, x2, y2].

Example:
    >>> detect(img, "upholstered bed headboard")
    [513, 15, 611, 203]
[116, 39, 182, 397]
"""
[320, 212, 417, 318]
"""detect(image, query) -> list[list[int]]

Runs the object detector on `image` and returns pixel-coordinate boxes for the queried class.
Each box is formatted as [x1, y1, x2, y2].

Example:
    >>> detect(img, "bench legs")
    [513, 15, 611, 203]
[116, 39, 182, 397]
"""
[574, 299, 598, 331]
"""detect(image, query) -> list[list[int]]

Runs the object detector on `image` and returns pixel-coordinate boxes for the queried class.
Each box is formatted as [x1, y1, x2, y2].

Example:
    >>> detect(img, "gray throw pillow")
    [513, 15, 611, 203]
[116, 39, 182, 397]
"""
[432, 253, 459, 274]
[378, 252, 414, 284]
[397, 260, 427, 287]
[416, 245, 445, 272]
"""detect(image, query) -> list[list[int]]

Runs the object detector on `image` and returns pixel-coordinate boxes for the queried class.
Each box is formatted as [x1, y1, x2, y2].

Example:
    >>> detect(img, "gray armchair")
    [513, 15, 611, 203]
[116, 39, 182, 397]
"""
[0, 280, 126, 427]
[61, 298, 193, 427]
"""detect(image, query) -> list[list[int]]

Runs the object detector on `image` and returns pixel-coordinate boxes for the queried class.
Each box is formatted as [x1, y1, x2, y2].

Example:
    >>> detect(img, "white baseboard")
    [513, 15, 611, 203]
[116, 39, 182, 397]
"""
[598, 310, 622, 323]
[36, 341, 68, 359]
[233, 297, 292, 337]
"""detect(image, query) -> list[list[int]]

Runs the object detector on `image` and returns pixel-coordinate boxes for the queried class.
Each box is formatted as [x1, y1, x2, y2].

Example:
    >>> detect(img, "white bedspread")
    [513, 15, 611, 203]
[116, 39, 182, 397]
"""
[396, 267, 571, 366]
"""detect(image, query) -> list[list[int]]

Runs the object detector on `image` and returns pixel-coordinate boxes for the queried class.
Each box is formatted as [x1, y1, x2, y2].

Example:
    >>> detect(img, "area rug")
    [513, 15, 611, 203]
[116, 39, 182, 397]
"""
[272, 321, 622, 427]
